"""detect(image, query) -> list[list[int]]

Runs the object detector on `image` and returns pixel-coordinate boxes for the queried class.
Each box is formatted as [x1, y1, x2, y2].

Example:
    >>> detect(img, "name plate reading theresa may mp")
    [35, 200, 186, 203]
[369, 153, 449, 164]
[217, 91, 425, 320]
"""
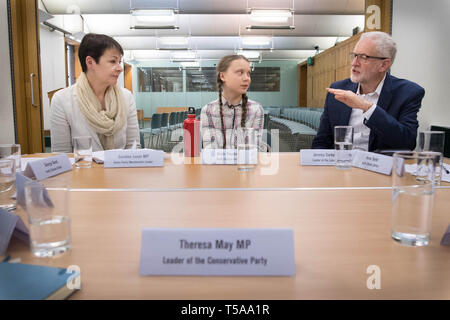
[104, 149, 163, 168]
[140, 228, 295, 276]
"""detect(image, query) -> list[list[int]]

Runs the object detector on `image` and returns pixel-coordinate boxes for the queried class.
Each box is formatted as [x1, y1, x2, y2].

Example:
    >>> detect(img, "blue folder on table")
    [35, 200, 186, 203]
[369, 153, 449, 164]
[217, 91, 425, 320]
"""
[0, 262, 80, 300]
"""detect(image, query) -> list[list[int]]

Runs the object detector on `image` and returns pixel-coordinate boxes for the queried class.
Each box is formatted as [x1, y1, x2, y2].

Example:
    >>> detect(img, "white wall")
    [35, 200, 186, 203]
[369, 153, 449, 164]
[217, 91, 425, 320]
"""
[391, 0, 450, 133]
[40, 25, 66, 130]
[0, 1, 15, 143]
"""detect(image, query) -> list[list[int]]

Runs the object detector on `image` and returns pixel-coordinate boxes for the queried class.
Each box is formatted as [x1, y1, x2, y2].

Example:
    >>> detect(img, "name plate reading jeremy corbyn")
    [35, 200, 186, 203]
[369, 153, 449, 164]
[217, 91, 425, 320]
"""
[104, 149, 163, 168]
[201, 149, 237, 165]
[352, 151, 393, 175]
[23, 154, 72, 180]
[300, 149, 336, 166]
[140, 228, 296, 276]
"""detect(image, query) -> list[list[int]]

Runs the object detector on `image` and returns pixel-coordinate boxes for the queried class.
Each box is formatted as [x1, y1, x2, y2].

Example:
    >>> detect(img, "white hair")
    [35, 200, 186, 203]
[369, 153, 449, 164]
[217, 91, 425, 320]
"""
[360, 31, 397, 63]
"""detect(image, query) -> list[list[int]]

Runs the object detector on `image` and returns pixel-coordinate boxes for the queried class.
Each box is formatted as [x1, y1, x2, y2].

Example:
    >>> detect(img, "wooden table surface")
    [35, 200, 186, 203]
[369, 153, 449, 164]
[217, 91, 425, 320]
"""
[7, 187, 450, 300]
[26, 152, 450, 190]
[32, 153, 400, 190]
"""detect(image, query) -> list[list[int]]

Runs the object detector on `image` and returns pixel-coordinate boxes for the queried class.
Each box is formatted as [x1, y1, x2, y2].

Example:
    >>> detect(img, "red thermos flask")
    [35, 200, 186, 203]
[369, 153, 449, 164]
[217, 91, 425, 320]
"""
[184, 107, 200, 157]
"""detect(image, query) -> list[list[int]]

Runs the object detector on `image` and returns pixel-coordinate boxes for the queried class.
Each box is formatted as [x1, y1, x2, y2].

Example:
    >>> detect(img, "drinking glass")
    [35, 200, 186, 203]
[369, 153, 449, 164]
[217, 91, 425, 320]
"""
[0, 159, 16, 211]
[0, 144, 21, 172]
[73, 136, 92, 168]
[391, 151, 439, 246]
[334, 126, 353, 169]
[236, 128, 258, 172]
[25, 180, 71, 257]
[418, 130, 445, 185]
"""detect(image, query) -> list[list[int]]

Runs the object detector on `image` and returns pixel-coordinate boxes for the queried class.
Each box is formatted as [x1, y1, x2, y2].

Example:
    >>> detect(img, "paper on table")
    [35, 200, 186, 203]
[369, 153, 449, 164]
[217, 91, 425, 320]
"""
[92, 151, 105, 164]
[405, 163, 450, 183]
[21, 157, 75, 172]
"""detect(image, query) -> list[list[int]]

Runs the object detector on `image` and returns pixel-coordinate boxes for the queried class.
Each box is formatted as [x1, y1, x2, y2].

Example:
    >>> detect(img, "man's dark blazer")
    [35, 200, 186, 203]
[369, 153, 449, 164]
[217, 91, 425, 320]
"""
[311, 73, 425, 152]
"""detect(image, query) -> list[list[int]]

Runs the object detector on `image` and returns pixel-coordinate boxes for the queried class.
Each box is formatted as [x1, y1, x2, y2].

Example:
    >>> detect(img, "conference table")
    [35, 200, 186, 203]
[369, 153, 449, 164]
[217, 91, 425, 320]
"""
[5, 153, 450, 299]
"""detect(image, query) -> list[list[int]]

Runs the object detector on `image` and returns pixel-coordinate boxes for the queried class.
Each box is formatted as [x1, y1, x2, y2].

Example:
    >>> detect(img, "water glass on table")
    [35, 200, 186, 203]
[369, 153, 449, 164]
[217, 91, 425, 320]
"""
[236, 128, 258, 172]
[0, 159, 16, 211]
[73, 136, 92, 168]
[418, 130, 445, 185]
[24, 180, 71, 257]
[334, 126, 354, 169]
[391, 151, 439, 247]
[0, 144, 21, 172]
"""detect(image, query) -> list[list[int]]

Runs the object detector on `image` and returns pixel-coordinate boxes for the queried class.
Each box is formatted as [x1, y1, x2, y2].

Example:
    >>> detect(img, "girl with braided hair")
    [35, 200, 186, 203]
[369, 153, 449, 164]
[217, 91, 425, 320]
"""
[200, 55, 265, 150]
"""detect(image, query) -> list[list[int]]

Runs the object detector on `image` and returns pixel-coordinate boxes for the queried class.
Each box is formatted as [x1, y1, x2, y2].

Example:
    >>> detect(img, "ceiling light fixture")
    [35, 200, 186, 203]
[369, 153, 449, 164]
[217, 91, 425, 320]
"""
[180, 61, 200, 68]
[131, 9, 175, 23]
[249, 9, 293, 23]
[241, 36, 272, 46]
[130, 9, 179, 30]
[245, 1, 295, 31]
[158, 37, 189, 46]
[171, 50, 197, 60]
[236, 50, 260, 59]
[246, 25, 295, 30]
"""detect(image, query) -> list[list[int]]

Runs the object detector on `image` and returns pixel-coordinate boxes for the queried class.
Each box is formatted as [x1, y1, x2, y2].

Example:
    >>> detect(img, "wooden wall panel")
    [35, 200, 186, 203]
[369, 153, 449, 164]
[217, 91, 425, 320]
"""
[124, 63, 133, 93]
[74, 44, 82, 80]
[301, 33, 361, 107]
[298, 63, 307, 107]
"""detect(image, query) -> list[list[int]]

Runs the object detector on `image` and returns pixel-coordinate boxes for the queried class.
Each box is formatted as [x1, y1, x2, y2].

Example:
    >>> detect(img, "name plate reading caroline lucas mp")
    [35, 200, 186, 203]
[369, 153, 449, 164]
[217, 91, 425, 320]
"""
[140, 228, 296, 276]
[300, 149, 336, 166]
[104, 149, 163, 168]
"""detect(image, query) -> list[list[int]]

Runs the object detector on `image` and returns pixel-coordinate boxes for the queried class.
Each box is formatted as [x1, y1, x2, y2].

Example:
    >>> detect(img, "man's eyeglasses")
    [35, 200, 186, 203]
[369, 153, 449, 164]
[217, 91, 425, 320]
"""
[349, 52, 388, 62]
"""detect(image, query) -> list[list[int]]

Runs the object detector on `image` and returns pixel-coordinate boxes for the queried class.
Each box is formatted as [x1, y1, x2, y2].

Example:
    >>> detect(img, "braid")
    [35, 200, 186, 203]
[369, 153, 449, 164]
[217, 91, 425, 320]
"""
[240, 94, 248, 128]
[218, 82, 226, 148]
[215, 54, 251, 148]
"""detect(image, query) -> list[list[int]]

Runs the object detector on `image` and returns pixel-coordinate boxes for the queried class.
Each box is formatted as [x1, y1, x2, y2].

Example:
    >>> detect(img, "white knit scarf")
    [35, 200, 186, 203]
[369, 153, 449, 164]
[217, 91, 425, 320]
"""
[76, 72, 127, 150]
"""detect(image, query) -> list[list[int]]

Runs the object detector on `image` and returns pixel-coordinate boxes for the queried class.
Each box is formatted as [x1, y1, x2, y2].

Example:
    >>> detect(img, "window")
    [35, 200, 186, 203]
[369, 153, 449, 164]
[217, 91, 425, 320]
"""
[249, 67, 280, 92]
[136, 66, 281, 92]
[186, 67, 216, 92]
[137, 67, 183, 92]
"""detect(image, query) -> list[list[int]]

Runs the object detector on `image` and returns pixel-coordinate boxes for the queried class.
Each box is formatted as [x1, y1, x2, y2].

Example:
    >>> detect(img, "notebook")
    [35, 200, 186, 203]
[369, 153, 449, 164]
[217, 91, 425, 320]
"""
[0, 262, 80, 300]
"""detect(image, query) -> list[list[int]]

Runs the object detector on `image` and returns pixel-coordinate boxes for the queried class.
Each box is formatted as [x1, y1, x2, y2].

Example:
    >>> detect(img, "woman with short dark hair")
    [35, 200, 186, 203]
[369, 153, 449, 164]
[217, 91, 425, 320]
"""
[50, 33, 140, 152]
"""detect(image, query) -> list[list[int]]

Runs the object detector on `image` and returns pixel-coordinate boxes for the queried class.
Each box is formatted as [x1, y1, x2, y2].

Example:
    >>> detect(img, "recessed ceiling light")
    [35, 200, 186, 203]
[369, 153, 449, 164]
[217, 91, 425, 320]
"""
[237, 50, 260, 59]
[158, 37, 189, 46]
[249, 9, 293, 23]
[130, 9, 175, 23]
[241, 36, 272, 46]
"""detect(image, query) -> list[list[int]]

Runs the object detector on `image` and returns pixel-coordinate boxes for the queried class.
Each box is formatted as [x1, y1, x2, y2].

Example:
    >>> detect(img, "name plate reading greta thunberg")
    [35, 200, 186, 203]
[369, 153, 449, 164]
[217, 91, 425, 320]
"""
[352, 151, 393, 175]
[139, 228, 296, 276]
[104, 149, 163, 168]
[300, 149, 336, 166]
[201, 149, 237, 165]
[23, 154, 73, 180]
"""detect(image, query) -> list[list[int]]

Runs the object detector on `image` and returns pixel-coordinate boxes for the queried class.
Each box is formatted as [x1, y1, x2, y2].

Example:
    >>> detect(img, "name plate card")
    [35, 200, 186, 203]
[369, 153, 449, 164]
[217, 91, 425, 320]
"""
[0, 208, 29, 256]
[140, 228, 296, 276]
[352, 150, 393, 175]
[300, 149, 394, 175]
[300, 149, 336, 166]
[23, 154, 72, 180]
[202, 149, 237, 165]
[104, 149, 163, 168]
[237, 148, 258, 165]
